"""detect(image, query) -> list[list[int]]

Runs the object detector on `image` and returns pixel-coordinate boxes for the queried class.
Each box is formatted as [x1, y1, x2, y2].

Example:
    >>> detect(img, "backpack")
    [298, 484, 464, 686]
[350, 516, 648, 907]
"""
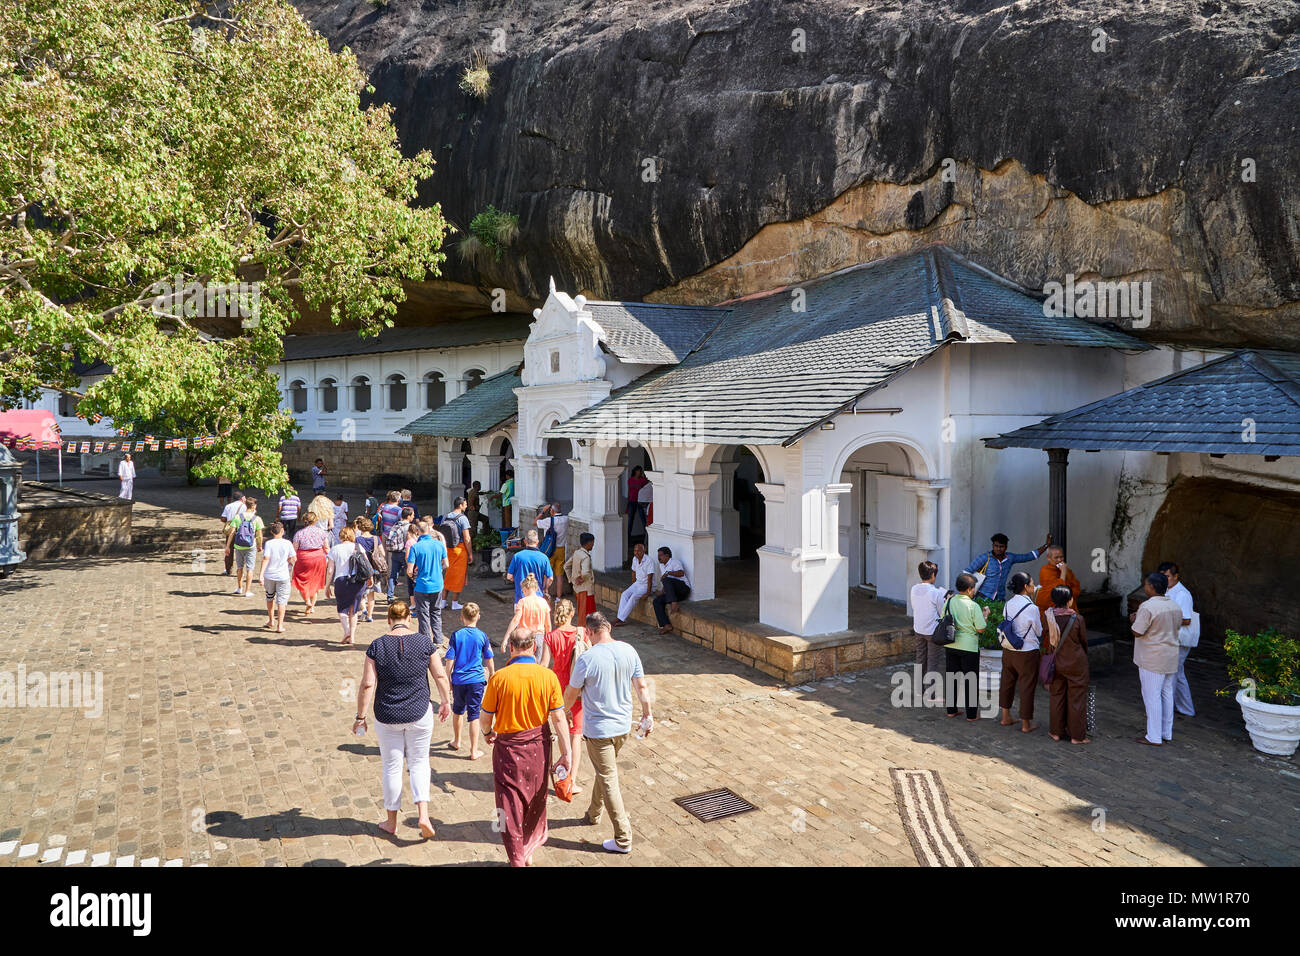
[347, 543, 374, 584]
[365, 536, 388, 576]
[997, 599, 1034, 651]
[539, 523, 557, 557]
[930, 594, 958, 646]
[384, 520, 408, 552]
[437, 516, 463, 550]
[233, 515, 257, 549]
[570, 626, 591, 660]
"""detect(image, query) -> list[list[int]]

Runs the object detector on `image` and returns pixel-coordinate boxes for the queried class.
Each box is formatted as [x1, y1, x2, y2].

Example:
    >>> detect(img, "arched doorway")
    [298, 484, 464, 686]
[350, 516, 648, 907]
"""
[544, 431, 574, 513]
[836, 440, 928, 602]
[711, 445, 767, 561]
[618, 445, 654, 567]
[459, 439, 472, 494]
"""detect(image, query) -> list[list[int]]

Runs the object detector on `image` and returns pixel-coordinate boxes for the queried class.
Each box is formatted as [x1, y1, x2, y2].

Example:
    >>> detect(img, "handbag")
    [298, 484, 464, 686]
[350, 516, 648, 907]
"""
[347, 543, 374, 585]
[570, 626, 591, 659]
[930, 594, 958, 646]
[1039, 613, 1077, 684]
[971, 556, 991, 596]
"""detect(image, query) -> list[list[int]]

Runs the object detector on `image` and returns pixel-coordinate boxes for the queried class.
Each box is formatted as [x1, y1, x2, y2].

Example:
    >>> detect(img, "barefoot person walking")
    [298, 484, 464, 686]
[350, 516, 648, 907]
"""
[291, 510, 329, 616]
[352, 600, 452, 839]
[481, 627, 572, 867]
[444, 603, 495, 759]
[540, 599, 587, 793]
[326, 527, 367, 644]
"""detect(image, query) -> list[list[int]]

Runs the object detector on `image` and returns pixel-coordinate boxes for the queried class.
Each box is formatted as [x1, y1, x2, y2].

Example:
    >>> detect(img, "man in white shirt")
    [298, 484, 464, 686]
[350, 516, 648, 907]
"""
[1130, 571, 1184, 746]
[219, 493, 247, 576]
[652, 545, 691, 634]
[117, 453, 136, 500]
[909, 561, 947, 686]
[615, 542, 657, 627]
[1159, 561, 1197, 717]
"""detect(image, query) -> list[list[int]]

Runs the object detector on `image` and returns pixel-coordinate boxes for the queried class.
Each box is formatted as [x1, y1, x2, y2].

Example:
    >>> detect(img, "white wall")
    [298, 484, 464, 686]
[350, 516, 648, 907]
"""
[276, 342, 522, 443]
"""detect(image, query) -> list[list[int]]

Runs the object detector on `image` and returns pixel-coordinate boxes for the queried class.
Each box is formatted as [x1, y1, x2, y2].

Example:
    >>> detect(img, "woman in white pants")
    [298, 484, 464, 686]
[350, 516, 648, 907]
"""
[614, 542, 656, 626]
[353, 601, 452, 838]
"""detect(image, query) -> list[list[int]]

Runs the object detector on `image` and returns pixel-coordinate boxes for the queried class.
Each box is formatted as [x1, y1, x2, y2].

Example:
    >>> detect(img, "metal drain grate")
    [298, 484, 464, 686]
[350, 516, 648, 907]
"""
[674, 788, 757, 822]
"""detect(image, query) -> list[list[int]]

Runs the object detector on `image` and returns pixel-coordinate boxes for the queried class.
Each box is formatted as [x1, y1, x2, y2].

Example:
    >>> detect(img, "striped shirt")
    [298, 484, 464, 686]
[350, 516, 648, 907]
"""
[378, 502, 402, 535]
[278, 495, 301, 520]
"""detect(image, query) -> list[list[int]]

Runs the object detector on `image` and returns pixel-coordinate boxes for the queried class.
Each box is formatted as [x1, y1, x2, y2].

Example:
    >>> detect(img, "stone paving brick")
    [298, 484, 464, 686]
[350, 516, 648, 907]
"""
[2, 548, 1299, 866]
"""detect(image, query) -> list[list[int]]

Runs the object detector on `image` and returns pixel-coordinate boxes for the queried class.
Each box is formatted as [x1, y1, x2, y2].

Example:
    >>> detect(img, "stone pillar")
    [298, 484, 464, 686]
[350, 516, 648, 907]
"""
[516, 454, 550, 528]
[587, 463, 626, 571]
[758, 482, 849, 637]
[436, 441, 462, 516]
[1048, 448, 1069, 557]
[710, 459, 741, 558]
[652, 471, 717, 601]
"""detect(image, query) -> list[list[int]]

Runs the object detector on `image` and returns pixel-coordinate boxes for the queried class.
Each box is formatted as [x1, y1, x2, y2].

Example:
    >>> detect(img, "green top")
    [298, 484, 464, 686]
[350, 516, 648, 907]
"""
[226, 514, 264, 550]
[945, 593, 986, 652]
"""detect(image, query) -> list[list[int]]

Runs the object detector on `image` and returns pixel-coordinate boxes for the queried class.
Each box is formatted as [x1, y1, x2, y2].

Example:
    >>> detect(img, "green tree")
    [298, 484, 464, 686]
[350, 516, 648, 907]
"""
[0, 0, 448, 490]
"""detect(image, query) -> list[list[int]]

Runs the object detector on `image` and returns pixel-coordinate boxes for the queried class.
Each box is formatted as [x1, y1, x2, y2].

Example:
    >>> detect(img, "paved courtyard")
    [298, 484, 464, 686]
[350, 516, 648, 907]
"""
[1, 489, 1298, 867]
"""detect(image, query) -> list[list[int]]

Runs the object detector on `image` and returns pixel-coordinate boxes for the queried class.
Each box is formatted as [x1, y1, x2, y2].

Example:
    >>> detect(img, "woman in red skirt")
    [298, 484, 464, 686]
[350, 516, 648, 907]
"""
[291, 509, 329, 615]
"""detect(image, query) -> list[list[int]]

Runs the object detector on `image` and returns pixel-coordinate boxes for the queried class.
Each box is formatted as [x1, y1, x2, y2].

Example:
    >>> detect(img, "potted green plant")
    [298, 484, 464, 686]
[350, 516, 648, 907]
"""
[977, 599, 1005, 714]
[1218, 627, 1300, 757]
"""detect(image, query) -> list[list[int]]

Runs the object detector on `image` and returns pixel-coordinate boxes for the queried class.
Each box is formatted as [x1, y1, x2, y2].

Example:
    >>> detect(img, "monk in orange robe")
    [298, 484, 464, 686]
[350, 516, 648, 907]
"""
[1036, 545, 1081, 625]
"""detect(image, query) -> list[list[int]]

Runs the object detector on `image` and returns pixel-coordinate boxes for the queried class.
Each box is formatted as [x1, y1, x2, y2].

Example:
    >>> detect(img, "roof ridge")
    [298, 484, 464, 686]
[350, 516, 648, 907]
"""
[925, 246, 969, 340]
[1240, 350, 1300, 408]
[584, 300, 726, 310]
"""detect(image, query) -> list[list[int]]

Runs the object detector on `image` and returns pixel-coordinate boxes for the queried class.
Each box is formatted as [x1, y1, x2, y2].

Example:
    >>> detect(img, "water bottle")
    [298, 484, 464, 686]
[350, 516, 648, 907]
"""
[554, 763, 568, 781]
[634, 716, 652, 739]
[354, 721, 365, 737]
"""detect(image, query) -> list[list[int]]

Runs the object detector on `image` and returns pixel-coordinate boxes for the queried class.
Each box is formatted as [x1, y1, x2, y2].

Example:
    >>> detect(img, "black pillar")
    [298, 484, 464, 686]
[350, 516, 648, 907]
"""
[1047, 448, 1068, 557]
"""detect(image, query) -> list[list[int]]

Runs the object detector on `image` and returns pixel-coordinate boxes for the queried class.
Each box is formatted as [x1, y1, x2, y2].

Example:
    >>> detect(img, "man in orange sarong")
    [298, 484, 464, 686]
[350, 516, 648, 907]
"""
[442, 496, 474, 611]
[1036, 545, 1081, 625]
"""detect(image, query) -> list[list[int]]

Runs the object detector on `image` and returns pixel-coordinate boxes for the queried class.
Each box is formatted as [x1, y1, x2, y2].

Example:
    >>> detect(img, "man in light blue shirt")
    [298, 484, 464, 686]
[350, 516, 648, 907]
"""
[406, 517, 449, 648]
[563, 611, 651, 855]
[965, 531, 1051, 602]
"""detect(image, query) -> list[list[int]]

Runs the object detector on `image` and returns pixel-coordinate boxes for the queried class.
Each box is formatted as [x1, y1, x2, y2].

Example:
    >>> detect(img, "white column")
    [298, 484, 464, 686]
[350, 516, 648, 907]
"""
[904, 478, 947, 602]
[436, 441, 462, 516]
[651, 470, 717, 601]
[757, 482, 849, 637]
[516, 453, 549, 525]
[587, 463, 626, 571]
[710, 459, 741, 557]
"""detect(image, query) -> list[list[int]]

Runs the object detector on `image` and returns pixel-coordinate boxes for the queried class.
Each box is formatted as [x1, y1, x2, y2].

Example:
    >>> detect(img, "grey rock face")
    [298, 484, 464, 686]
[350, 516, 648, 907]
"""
[293, 0, 1300, 346]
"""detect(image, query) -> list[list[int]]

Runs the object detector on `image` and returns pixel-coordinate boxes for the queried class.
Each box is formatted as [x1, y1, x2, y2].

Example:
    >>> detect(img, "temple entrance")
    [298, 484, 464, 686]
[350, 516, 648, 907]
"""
[837, 441, 925, 603]
[618, 445, 654, 566]
[711, 444, 766, 561]
[544, 432, 574, 513]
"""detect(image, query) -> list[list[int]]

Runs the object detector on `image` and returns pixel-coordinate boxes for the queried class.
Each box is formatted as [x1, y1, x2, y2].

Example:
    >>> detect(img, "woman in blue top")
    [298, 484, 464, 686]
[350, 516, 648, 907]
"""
[353, 601, 452, 839]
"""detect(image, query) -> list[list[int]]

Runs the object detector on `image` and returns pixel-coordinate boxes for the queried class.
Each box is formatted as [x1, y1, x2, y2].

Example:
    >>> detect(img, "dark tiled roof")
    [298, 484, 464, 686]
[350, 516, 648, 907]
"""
[985, 350, 1300, 456]
[548, 245, 1149, 447]
[584, 302, 727, 365]
[281, 314, 532, 362]
[397, 368, 521, 439]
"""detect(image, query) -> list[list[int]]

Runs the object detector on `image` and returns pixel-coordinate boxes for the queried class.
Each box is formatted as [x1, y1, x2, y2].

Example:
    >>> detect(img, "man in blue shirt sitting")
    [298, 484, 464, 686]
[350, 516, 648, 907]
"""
[406, 516, 450, 649]
[965, 531, 1051, 603]
[506, 528, 553, 603]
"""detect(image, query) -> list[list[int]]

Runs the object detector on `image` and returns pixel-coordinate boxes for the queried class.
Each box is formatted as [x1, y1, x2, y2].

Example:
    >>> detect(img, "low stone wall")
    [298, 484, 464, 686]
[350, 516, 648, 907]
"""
[594, 575, 912, 684]
[281, 437, 437, 489]
[17, 481, 132, 559]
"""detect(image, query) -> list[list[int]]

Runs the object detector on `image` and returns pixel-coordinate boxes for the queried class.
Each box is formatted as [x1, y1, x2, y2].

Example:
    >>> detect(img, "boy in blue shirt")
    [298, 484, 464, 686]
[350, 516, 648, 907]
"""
[444, 602, 495, 760]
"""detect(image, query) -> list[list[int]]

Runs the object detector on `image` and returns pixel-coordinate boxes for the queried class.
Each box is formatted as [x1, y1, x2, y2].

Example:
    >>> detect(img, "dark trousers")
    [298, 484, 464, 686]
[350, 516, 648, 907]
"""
[653, 578, 691, 627]
[999, 648, 1041, 720]
[945, 648, 980, 719]
[386, 553, 405, 599]
[466, 509, 491, 535]
[280, 518, 297, 538]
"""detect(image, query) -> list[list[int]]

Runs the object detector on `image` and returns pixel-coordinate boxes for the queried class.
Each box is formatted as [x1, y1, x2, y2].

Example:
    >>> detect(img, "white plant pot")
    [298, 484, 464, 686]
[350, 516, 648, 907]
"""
[1236, 689, 1300, 757]
[979, 648, 1002, 716]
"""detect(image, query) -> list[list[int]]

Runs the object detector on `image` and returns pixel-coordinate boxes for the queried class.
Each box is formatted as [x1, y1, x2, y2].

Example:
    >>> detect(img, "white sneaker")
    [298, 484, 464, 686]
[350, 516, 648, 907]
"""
[451, 601, 463, 610]
[602, 839, 631, 854]
[233, 589, 243, 595]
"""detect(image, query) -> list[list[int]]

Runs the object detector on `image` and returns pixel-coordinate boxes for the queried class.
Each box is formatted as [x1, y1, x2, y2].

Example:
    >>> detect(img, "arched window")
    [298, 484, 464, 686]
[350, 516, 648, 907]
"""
[424, 371, 446, 410]
[465, 368, 485, 391]
[320, 378, 338, 414]
[58, 393, 79, 418]
[289, 379, 308, 414]
[386, 373, 407, 413]
[352, 375, 372, 413]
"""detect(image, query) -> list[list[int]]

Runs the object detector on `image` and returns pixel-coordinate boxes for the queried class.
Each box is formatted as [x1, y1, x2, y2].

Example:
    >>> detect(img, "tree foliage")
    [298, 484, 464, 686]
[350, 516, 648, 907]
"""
[0, 0, 448, 489]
